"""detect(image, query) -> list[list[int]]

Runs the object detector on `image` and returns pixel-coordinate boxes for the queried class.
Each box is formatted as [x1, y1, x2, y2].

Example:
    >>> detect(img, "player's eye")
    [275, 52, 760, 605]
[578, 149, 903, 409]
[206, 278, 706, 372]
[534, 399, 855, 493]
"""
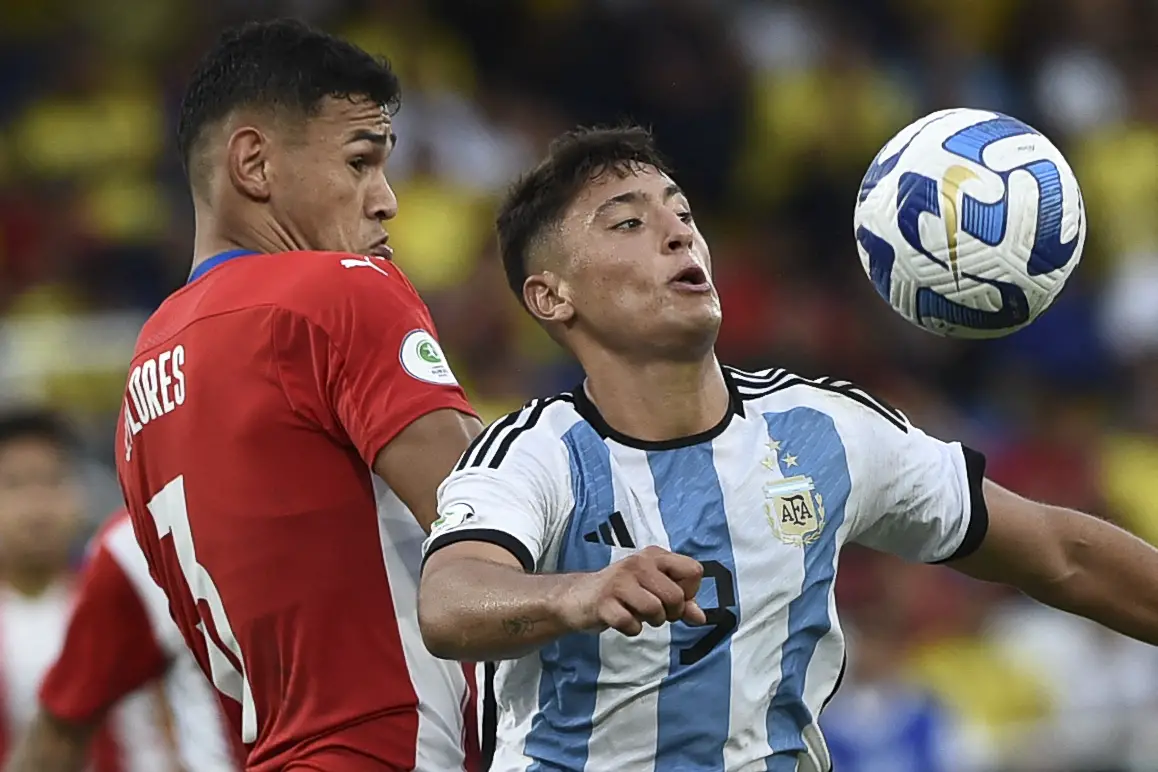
[677, 211, 694, 224]
[349, 157, 369, 173]
[613, 218, 643, 231]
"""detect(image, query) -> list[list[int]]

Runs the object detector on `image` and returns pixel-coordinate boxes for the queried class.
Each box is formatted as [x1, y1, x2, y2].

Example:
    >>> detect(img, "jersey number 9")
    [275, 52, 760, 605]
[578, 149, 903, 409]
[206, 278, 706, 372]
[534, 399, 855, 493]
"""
[679, 560, 738, 665]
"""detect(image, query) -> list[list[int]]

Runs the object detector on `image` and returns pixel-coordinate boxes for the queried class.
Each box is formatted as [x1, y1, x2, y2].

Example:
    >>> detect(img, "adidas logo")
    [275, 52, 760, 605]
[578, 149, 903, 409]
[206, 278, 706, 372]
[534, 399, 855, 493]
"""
[583, 511, 636, 548]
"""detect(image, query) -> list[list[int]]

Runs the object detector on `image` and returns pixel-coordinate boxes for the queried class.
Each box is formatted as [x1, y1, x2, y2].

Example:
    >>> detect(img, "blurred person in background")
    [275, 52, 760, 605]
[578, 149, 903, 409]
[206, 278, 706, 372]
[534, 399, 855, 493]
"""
[115, 18, 482, 772]
[5, 508, 241, 771]
[0, 410, 176, 770]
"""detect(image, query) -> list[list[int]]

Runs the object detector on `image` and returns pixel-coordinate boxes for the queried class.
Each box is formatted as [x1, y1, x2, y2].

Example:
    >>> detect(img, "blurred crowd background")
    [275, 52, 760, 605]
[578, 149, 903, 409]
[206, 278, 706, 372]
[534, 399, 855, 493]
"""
[2, 0, 1158, 769]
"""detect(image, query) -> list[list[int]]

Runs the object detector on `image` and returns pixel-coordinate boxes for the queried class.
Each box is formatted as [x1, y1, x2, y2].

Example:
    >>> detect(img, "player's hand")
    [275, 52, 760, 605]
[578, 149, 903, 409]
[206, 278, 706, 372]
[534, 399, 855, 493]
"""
[559, 546, 707, 636]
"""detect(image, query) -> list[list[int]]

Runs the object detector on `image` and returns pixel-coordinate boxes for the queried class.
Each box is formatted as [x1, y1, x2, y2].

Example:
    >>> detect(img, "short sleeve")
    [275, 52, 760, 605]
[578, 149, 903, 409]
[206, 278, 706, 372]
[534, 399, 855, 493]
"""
[273, 255, 476, 466]
[39, 539, 168, 723]
[848, 414, 989, 564]
[422, 418, 573, 573]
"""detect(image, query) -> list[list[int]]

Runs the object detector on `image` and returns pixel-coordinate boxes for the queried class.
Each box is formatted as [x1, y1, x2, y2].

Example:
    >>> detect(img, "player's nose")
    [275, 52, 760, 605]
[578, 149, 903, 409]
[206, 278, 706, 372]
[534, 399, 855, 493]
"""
[367, 175, 399, 223]
[662, 212, 694, 254]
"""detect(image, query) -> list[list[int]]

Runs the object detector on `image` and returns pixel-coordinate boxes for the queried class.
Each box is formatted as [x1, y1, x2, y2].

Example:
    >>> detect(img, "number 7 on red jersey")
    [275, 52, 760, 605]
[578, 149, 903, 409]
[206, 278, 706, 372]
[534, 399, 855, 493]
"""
[148, 475, 258, 742]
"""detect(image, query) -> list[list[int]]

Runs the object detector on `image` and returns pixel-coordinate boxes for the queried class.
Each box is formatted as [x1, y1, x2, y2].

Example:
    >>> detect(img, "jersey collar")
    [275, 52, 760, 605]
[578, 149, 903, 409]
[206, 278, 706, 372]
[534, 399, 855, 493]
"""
[188, 249, 259, 284]
[572, 365, 743, 451]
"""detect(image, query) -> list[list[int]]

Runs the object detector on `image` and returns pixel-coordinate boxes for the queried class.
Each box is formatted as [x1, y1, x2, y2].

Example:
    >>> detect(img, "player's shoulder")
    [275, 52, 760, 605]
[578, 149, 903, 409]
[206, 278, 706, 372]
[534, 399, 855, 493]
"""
[272, 251, 419, 309]
[85, 509, 134, 560]
[87, 509, 144, 569]
[724, 364, 910, 434]
[452, 392, 581, 474]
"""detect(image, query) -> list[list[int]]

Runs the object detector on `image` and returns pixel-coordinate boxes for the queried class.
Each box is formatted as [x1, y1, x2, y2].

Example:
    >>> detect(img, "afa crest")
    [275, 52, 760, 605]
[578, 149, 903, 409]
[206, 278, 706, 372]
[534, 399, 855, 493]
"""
[764, 475, 825, 546]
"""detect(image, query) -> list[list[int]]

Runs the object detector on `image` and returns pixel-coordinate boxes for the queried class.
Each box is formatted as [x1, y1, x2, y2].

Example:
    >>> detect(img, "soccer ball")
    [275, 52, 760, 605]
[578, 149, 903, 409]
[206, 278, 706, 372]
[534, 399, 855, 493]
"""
[853, 108, 1086, 338]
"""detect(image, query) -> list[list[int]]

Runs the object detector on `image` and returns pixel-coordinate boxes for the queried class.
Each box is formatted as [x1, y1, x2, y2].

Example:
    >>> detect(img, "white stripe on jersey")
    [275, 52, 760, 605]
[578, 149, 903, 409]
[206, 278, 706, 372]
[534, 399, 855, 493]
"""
[105, 519, 237, 770]
[372, 478, 472, 772]
[429, 366, 983, 771]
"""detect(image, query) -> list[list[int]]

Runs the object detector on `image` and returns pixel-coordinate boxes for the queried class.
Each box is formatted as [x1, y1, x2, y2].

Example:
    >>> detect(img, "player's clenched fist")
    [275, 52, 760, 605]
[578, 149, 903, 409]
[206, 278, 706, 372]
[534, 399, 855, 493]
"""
[558, 546, 707, 636]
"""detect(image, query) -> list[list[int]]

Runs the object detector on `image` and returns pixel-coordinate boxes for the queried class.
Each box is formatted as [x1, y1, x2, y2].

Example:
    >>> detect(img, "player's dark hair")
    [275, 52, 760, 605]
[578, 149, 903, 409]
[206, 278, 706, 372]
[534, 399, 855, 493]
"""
[0, 408, 76, 455]
[496, 125, 673, 306]
[177, 18, 402, 183]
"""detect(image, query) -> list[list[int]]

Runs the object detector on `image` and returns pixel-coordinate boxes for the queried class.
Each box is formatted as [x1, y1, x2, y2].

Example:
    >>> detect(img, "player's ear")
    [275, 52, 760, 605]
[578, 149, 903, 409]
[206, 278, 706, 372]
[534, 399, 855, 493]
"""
[226, 126, 272, 202]
[524, 272, 574, 325]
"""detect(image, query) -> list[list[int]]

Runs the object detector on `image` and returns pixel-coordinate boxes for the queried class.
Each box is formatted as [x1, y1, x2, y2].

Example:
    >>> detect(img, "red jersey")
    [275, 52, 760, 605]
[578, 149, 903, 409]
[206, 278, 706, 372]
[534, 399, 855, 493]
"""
[115, 250, 479, 772]
[39, 510, 240, 770]
[0, 575, 168, 771]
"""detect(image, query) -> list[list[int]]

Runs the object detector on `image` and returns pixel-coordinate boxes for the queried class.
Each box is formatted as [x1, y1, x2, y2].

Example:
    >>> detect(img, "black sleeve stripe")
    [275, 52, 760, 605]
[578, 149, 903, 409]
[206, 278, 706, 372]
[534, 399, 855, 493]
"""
[422, 528, 536, 573]
[723, 365, 790, 391]
[733, 373, 909, 433]
[455, 394, 572, 472]
[486, 397, 549, 470]
[931, 445, 989, 564]
[455, 409, 523, 472]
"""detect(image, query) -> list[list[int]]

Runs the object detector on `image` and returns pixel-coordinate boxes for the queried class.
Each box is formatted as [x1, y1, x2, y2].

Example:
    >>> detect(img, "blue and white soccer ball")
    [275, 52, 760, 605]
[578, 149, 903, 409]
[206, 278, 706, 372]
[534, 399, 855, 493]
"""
[853, 108, 1086, 338]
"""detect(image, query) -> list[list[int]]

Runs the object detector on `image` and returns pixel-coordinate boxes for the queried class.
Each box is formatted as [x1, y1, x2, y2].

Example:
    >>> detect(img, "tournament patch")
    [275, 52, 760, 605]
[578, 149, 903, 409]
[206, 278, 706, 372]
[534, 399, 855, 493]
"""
[432, 502, 475, 533]
[399, 329, 459, 386]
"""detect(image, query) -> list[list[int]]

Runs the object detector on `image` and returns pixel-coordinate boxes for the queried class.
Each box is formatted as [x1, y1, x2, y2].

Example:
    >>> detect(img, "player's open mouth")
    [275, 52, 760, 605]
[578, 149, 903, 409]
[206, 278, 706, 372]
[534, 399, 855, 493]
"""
[669, 265, 711, 292]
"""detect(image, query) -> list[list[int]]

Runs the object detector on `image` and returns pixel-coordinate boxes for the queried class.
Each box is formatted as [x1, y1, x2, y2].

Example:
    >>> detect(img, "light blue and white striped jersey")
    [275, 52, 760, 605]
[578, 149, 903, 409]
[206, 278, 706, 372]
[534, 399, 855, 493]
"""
[423, 366, 987, 772]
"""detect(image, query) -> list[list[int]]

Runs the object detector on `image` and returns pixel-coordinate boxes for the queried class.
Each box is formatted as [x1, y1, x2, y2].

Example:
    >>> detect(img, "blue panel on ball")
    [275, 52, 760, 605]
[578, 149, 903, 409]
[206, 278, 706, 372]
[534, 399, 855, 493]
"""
[915, 278, 1030, 331]
[857, 116, 945, 203]
[959, 194, 1007, 246]
[941, 116, 1038, 164]
[896, 172, 948, 271]
[858, 147, 904, 204]
[854, 226, 895, 301]
[1020, 159, 1081, 276]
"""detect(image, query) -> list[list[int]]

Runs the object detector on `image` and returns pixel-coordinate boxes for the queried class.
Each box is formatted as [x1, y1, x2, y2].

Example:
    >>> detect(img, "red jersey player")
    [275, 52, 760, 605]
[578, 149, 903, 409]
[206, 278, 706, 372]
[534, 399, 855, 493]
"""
[0, 411, 175, 772]
[8, 509, 240, 771]
[114, 20, 483, 772]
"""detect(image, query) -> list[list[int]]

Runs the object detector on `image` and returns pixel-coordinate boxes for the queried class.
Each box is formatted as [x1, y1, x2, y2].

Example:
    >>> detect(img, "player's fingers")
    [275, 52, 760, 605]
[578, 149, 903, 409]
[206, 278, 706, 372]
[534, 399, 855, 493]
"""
[601, 600, 643, 637]
[617, 584, 670, 628]
[634, 569, 690, 622]
[681, 600, 707, 627]
[655, 553, 704, 595]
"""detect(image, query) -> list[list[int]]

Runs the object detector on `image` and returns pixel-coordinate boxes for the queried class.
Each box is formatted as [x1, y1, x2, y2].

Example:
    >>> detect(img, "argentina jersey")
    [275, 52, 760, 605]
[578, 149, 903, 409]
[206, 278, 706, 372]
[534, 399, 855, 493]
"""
[424, 365, 988, 772]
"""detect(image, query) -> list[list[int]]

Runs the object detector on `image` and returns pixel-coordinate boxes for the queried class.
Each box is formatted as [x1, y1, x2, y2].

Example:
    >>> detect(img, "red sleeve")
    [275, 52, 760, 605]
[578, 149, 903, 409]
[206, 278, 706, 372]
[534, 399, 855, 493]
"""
[39, 539, 168, 723]
[273, 254, 476, 466]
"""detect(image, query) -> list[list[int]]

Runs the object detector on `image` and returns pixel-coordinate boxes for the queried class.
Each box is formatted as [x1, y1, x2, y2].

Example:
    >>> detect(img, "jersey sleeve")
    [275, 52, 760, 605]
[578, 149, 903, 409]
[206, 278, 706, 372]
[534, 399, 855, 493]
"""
[39, 537, 168, 724]
[273, 254, 476, 466]
[847, 408, 989, 564]
[422, 414, 573, 572]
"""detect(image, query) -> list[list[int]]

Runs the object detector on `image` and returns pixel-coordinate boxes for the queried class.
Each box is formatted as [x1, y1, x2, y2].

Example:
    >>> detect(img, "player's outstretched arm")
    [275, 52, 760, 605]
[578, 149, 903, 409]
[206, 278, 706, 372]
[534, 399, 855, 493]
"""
[3, 710, 92, 772]
[952, 480, 1158, 645]
[419, 543, 706, 661]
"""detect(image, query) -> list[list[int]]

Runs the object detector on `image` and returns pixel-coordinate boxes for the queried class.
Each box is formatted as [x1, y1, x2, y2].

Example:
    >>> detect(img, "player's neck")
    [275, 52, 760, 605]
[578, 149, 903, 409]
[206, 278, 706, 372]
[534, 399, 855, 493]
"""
[2, 565, 63, 599]
[581, 354, 730, 443]
[191, 207, 304, 273]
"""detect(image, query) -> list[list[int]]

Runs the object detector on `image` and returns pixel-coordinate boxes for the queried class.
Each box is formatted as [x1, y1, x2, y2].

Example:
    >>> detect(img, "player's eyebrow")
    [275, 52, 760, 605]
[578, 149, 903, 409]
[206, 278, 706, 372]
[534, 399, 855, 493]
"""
[346, 128, 392, 147]
[592, 183, 686, 221]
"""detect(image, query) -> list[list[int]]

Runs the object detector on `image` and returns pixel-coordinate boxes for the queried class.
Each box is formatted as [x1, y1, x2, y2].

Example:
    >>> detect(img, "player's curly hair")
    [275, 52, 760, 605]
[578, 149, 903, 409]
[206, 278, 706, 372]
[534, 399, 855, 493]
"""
[177, 18, 401, 185]
[496, 125, 673, 308]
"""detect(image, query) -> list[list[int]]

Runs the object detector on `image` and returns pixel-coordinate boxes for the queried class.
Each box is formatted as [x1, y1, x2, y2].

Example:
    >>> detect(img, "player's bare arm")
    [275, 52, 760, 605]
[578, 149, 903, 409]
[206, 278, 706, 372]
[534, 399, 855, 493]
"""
[373, 409, 482, 532]
[420, 542, 706, 661]
[951, 480, 1158, 645]
[4, 710, 92, 772]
